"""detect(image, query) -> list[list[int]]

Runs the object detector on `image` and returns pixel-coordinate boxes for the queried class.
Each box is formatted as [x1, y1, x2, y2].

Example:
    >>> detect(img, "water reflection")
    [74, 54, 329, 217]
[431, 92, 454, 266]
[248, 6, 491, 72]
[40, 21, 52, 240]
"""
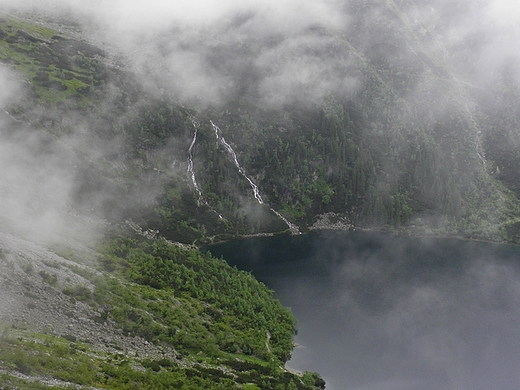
[206, 231, 520, 390]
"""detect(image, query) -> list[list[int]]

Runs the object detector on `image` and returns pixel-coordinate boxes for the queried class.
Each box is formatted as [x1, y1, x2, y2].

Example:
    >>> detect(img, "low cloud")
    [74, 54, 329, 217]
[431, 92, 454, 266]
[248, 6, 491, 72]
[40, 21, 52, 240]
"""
[1, 0, 349, 106]
[3, 0, 520, 109]
[0, 67, 104, 246]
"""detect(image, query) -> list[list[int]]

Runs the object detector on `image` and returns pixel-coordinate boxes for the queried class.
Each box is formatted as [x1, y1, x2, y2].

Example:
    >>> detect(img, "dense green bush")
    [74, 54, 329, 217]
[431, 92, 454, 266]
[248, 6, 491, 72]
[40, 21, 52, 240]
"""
[98, 236, 296, 362]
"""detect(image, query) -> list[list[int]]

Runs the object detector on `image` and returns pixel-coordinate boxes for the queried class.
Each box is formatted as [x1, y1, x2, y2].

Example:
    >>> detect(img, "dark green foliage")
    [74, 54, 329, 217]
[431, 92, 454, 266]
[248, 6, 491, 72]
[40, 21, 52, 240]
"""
[39, 270, 57, 286]
[98, 237, 296, 363]
[62, 285, 92, 302]
[59, 236, 326, 389]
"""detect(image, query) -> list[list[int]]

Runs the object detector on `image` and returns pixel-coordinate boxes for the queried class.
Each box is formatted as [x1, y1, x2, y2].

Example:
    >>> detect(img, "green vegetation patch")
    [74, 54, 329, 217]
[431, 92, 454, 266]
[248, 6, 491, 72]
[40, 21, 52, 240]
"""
[0, 249, 325, 390]
[0, 16, 57, 40]
[0, 325, 238, 389]
[0, 14, 107, 106]
[0, 326, 98, 387]
[92, 236, 325, 389]
[98, 237, 296, 362]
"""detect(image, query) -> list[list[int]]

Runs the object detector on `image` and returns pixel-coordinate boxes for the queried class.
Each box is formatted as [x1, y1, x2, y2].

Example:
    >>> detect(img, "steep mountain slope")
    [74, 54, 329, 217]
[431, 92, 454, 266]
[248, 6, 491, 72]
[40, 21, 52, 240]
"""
[3, 2, 520, 244]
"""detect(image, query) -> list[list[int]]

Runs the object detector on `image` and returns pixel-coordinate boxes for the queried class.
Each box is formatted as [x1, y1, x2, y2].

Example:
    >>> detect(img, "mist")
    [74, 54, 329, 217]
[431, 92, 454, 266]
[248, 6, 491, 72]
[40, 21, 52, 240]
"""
[0, 68, 62, 241]
[0, 65, 115, 247]
[4, 0, 517, 195]
[2, 0, 519, 107]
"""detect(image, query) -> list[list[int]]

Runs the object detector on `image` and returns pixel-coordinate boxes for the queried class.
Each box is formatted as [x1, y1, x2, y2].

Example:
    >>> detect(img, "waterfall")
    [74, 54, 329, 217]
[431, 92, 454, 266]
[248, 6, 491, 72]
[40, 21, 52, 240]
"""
[187, 115, 223, 220]
[210, 121, 264, 204]
[210, 120, 300, 234]
[270, 208, 300, 235]
[187, 116, 203, 200]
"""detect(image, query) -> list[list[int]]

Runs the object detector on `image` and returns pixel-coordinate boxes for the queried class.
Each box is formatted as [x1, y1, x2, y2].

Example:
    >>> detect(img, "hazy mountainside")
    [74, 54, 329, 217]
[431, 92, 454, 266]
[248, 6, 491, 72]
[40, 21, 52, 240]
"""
[2, 1, 520, 243]
[2, 0, 520, 388]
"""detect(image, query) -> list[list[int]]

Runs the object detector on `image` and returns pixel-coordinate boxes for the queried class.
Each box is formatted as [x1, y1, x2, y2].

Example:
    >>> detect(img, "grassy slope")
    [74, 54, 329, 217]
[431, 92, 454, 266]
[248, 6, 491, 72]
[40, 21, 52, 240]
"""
[0, 14, 102, 106]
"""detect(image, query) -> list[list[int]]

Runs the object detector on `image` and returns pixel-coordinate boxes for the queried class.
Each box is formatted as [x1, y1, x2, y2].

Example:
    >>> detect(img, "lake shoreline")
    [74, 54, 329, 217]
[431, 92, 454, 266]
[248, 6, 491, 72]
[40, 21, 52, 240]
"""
[306, 211, 520, 248]
[201, 213, 520, 250]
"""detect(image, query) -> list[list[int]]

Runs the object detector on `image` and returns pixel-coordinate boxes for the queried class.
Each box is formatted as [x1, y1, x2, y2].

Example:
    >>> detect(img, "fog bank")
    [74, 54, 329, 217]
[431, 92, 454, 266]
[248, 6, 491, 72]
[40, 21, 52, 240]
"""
[4, 0, 520, 107]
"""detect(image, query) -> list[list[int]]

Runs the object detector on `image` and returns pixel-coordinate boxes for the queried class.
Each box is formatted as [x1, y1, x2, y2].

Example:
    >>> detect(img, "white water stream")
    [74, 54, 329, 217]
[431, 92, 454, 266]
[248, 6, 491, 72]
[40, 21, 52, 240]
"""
[187, 116, 203, 200]
[210, 120, 300, 234]
[270, 207, 300, 234]
[210, 120, 264, 204]
[187, 115, 223, 219]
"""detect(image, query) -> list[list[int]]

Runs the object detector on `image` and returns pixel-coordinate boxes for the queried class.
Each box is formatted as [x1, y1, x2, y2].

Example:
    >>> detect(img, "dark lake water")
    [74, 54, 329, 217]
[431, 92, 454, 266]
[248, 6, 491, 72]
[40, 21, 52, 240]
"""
[205, 231, 520, 390]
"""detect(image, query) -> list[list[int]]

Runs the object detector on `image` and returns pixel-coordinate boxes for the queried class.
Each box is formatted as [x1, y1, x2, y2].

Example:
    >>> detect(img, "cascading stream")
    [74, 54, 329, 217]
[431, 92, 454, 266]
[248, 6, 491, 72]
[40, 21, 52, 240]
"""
[188, 116, 203, 200]
[210, 120, 264, 204]
[210, 120, 300, 234]
[270, 208, 300, 234]
[187, 115, 223, 219]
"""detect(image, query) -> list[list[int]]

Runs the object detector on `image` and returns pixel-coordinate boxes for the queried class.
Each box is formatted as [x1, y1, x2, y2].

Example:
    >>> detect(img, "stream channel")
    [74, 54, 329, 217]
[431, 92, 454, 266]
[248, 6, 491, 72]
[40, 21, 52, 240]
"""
[205, 230, 520, 390]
